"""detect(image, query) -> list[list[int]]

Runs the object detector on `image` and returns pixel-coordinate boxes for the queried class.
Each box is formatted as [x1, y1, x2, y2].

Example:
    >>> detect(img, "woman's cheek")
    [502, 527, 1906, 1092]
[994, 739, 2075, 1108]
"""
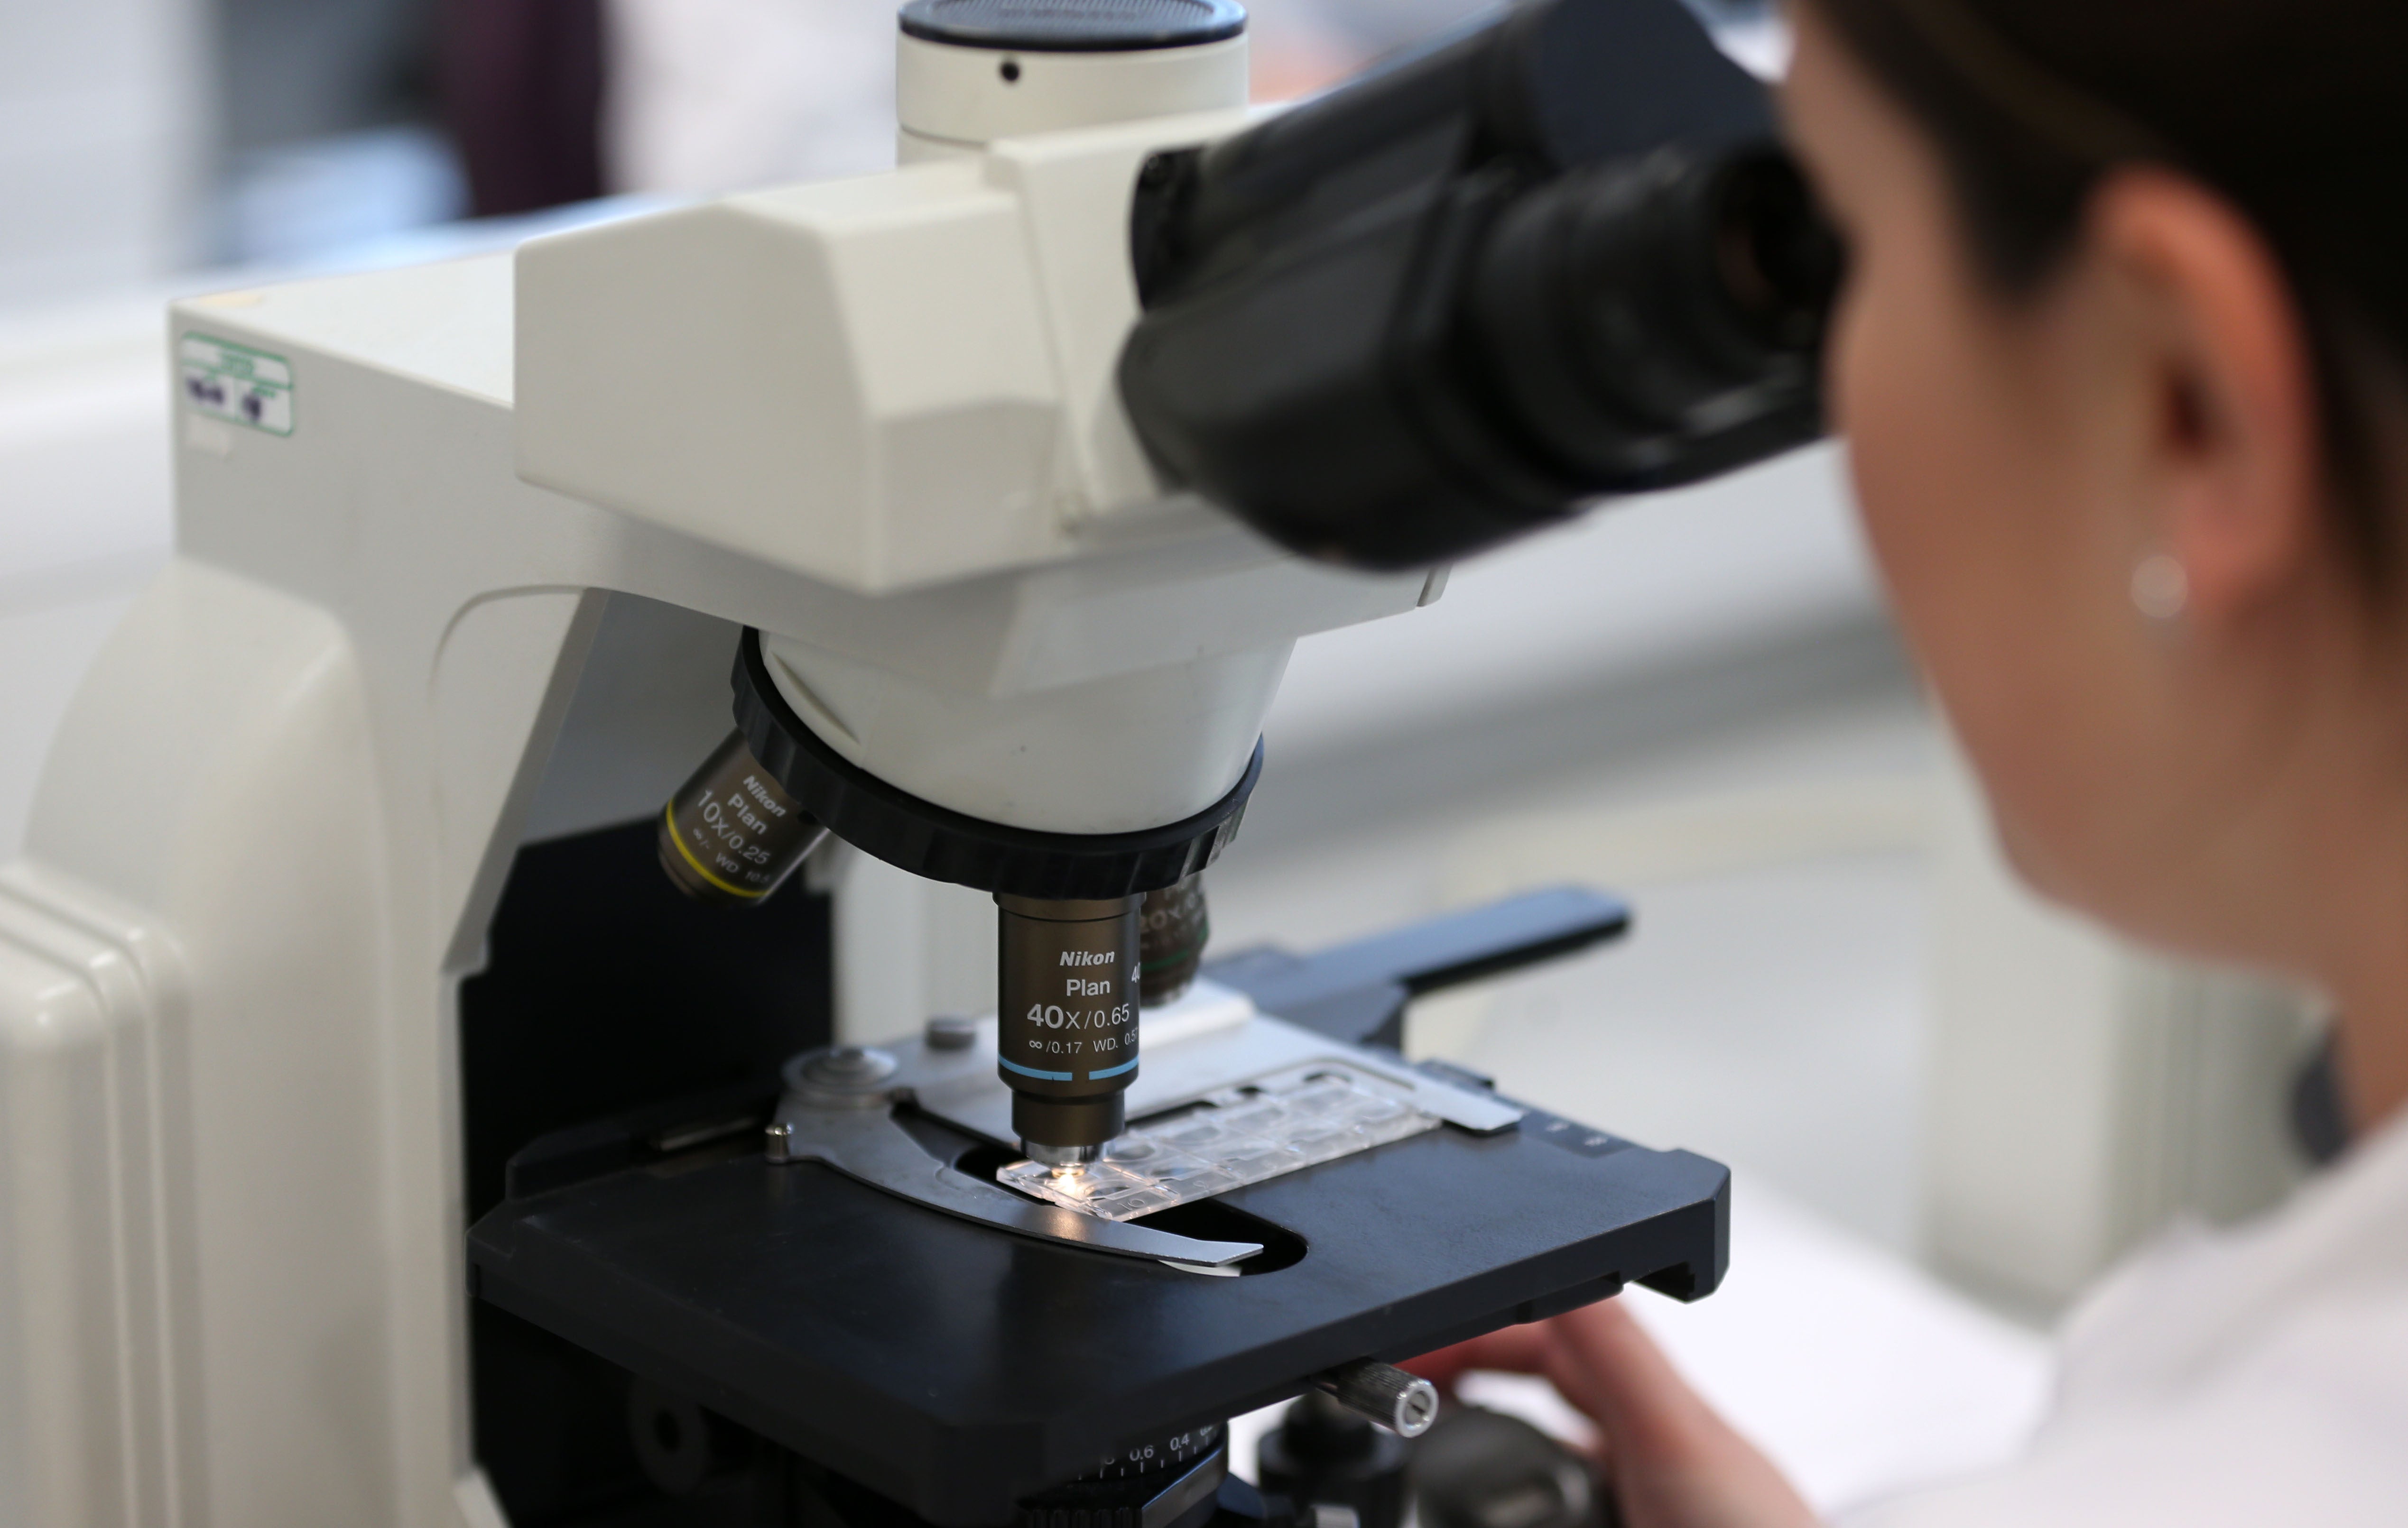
[1830, 263, 1967, 660]
[1828, 252, 2058, 859]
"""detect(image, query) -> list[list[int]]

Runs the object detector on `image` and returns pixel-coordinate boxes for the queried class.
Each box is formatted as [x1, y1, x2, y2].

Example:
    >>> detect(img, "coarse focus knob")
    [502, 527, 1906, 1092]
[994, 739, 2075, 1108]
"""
[1259, 1393, 1410, 1528]
[1413, 1407, 1602, 1528]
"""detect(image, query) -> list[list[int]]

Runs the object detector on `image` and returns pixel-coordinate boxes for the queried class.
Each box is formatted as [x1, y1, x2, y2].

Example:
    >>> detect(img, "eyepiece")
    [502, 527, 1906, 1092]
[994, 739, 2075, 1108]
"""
[1114, 0, 1834, 571]
[1709, 152, 1843, 354]
[1462, 146, 1834, 492]
[658, 730, 829, 906]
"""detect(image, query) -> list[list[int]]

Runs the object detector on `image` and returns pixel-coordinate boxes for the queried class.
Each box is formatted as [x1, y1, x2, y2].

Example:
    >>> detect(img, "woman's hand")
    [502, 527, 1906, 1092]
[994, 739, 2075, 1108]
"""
[1410, 1298, 1821, 1528]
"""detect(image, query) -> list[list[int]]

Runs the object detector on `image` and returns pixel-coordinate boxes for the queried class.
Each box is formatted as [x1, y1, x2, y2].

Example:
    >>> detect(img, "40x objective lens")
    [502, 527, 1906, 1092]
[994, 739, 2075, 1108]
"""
[658, 730, 828, 906]
[998, 893, 1141, 1163]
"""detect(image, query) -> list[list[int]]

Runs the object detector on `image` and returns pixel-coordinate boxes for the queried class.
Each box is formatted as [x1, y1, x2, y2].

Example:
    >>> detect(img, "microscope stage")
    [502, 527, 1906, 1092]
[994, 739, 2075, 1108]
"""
[467, 1073, 1726, 1527]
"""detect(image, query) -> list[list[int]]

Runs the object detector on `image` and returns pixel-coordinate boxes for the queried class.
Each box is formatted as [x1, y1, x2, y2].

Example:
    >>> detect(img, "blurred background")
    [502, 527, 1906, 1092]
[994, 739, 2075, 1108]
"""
[0, 0, 2336, 1516]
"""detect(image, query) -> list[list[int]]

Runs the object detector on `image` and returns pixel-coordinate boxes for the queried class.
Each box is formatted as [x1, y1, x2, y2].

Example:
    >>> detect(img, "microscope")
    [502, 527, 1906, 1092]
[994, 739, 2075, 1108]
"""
[0, 0, 1831, 1524]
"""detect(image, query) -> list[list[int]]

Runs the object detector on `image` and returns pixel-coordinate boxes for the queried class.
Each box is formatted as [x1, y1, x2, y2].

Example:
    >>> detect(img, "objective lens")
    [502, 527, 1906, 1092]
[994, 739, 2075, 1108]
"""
[658, 730, 828, 906]
[1139, 874, 1210, 1006]
[997, 893, 1141, 1160]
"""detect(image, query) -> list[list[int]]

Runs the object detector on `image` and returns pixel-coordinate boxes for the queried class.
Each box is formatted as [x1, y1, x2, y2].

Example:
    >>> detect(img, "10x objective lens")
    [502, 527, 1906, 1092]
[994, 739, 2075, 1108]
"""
[998, 894, 1141, 1163]
[658, 730, 829, 906]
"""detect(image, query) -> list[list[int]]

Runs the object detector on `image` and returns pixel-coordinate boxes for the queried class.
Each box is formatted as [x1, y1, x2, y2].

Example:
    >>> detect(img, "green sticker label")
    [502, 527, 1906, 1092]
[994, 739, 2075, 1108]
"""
[179, 333, 294, 436]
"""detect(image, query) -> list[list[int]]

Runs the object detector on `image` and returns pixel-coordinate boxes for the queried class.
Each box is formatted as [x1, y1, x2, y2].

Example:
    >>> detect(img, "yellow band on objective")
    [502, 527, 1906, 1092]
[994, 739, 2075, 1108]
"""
[664, 802, 766, 899]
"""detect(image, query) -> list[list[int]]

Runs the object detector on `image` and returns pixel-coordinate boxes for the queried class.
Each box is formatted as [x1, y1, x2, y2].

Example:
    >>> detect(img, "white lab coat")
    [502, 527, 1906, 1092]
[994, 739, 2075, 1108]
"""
[1849, 1106, 2408, 1525]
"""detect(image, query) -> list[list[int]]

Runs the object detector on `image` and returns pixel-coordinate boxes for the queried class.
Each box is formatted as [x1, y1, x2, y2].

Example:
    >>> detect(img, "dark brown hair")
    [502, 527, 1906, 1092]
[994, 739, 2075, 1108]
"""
[1810, 0, 2408, 583]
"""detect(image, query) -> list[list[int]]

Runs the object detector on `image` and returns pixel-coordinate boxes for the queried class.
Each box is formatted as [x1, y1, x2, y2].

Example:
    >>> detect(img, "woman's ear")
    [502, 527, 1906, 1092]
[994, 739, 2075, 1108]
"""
[2087, 169, 2326, 624]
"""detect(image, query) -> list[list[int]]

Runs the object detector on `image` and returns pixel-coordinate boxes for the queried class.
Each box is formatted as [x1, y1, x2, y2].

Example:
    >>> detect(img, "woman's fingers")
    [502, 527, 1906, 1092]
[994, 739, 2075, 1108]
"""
[1408, 1302, 1657, 1417]
[1544, 1302, 1820, 1528]
[1540, 1299, 1707, 1454]
[1412, 1301, 1821, 1528]
[1407, 1322, 1561, 1392]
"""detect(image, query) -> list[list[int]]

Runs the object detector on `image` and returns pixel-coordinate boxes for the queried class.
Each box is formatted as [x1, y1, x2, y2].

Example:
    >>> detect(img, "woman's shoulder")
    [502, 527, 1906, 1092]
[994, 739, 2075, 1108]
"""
[1844, 1335, 2408, 1528]
[1851, 1112, 2408, 1525]
[2052, 1104, 2408, 1411]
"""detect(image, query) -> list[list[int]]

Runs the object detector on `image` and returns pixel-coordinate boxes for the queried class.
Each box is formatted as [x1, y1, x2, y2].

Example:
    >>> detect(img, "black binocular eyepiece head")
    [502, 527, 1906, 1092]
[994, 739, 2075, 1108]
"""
[1116, 0, 1841, 571]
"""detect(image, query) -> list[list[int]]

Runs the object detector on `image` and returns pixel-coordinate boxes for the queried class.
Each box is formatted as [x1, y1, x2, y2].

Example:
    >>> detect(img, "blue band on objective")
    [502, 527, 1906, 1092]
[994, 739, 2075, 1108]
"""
[1086, 1058, 1139, 1081]
[1000, 1056, 1074, 1082]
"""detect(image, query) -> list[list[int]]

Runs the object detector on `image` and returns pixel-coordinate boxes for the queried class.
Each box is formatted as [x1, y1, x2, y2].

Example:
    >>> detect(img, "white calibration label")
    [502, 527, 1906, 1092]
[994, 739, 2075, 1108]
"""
[179, 333, 294, 436]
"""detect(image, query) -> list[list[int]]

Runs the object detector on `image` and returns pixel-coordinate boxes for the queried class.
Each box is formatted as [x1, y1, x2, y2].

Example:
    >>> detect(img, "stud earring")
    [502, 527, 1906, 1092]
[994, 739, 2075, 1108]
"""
[2131, 552, 2189, 621]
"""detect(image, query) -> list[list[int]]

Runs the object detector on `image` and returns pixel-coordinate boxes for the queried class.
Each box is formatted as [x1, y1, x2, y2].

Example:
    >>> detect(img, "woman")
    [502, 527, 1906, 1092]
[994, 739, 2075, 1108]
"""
[1415, 0, 2408, 1522]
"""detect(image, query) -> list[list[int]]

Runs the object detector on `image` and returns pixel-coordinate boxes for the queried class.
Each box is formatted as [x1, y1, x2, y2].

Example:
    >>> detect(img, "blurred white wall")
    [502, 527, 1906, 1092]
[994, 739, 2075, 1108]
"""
[595, 0, 1507, 199]
[1266, 446, 1875, 764]
[604, 0, 901, 195]
[0, 0, 211, 303]
[1922, 741, 2324, 1314]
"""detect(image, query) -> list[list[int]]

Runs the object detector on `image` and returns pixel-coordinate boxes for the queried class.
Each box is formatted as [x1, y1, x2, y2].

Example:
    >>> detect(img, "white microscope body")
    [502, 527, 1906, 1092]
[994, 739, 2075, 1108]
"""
[0, 27, 1431, 1528]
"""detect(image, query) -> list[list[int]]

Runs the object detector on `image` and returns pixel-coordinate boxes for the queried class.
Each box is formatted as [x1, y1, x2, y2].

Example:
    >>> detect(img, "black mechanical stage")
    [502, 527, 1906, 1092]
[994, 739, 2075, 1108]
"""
[465, 886, 1728, 1527]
